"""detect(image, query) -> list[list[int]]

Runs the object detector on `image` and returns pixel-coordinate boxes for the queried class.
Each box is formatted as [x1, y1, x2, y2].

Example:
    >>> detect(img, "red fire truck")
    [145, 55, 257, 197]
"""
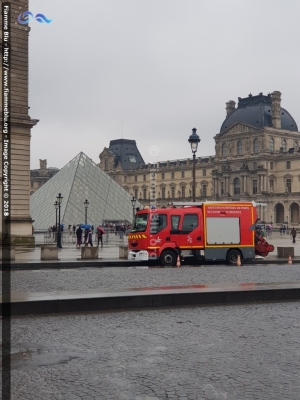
[128, 201, 274, 266]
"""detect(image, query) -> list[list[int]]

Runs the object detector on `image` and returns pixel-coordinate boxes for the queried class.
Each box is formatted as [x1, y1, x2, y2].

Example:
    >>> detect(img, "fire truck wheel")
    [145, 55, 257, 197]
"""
[160, 250, 177, 267]
[226, 249, 242, 265]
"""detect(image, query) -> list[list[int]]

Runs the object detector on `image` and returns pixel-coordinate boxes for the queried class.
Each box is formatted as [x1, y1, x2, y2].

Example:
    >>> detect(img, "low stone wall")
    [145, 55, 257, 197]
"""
[277, 247, 294, 258]
[41, 246, 58, 260]
[0, 247, 15, 260]
[81, 246, 98, 259]
[119, 246, 128, 259]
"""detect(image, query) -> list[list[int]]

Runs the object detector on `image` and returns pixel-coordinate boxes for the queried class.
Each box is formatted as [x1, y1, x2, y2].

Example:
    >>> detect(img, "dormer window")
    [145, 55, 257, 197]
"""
[129, 155, 136, 163]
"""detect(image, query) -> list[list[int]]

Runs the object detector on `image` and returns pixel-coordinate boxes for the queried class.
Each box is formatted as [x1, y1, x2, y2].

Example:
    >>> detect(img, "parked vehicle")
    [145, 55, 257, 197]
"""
[128, 201, 274, 266]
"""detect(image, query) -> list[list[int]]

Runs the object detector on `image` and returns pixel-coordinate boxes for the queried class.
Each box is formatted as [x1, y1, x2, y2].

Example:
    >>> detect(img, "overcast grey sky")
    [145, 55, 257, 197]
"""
[28, 0, 300, 170]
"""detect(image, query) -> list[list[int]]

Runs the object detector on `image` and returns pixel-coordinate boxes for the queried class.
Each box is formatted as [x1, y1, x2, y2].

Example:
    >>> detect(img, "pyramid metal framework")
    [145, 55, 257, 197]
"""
[30, 152, 142, 229]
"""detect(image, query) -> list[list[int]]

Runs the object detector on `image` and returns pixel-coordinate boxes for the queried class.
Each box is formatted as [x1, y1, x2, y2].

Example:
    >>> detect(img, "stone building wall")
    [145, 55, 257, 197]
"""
[0, 1, 38, 244]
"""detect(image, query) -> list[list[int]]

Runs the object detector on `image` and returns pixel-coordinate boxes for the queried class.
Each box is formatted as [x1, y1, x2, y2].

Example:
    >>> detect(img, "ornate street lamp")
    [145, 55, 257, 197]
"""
[56, 193, 63, 248]
[54, 201, 58, 236]
[188, 128, 200, 202]
[84, 199, 89, 224]
[131, 196, 136, 221]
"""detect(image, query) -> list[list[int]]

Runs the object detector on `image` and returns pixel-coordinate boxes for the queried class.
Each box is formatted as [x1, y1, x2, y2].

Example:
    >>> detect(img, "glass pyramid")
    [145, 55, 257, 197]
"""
[30, 152, 142, 229]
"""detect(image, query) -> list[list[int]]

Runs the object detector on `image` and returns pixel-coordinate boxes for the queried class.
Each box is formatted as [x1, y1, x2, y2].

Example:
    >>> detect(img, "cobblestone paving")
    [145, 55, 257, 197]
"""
[11, 301, 300, 399]
[7, 264, 300, 294]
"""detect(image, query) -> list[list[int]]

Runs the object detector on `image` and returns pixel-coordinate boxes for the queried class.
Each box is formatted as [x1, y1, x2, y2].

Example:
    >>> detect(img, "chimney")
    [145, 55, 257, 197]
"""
[226, 100, 236, 116]
[271, 91, 281, 129]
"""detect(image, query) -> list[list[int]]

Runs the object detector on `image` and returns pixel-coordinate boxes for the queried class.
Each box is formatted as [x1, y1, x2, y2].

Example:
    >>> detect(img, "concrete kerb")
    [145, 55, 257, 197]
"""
[3, 281, 300, 316]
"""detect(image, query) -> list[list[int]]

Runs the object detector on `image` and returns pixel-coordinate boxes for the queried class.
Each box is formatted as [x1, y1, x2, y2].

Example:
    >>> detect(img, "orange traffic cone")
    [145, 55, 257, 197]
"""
[288, 255, 292, 264]
[176, 254, 181, 268]
[237, 254, 241, 266]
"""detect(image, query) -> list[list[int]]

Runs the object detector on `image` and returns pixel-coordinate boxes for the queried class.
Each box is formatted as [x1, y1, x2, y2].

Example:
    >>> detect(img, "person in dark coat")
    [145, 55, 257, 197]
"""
[291, 228, 297, 244]
[76, 226, 82, 247]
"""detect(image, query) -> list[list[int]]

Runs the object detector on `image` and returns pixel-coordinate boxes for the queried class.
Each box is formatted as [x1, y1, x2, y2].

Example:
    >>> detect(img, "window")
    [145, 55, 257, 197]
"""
[286, 179, 292, 193]
[171, 172, 175, 179]
[287, 161, 291, 169]
[221, 181, 224, 195]
[143, 189, 147, 199]
[203, 169, 206, 177]
[132, 213, 148, 232]
[293, 140, 298, 148]
[253, 138, 259, 154]
[171, 187, 175, 198]
[282, 139, 287, 152]
[31, 181, 34, 187]
[124, 176, 127, 182]
[253, 179, 257, 194]
[134, 189, 138, 198]
[129, 155, 136, 163]
[222, 143, 228, 157]
[233, 178, 240, 195]
[182, 214, 198, 232]
[104, 160, 108, 171]
[143, 174, 146, 181]
[150, 214, 167, 234]
[134, 176, 137, 182]
[237, 141, 243, 155]
[270, 179, 274, 189]
[202, 185, 207, 197]
[269, 137, 274, 152]
[181, 171, 185, 178]
[181, 186, 185, 198]
[162, 172, 165, 180]
[270, 162, 273, 170]
[253, 162, 257, 169]
[162, 187, 166, 199]
[171, 215, 180, 230]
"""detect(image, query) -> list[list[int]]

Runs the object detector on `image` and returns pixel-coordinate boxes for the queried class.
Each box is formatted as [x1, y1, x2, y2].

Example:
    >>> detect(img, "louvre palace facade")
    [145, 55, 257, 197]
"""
[99, 91, 300, 227]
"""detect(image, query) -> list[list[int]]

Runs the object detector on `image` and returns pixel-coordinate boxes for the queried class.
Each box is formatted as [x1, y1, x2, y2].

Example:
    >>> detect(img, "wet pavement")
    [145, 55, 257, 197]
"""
[10, 300, 300, 399]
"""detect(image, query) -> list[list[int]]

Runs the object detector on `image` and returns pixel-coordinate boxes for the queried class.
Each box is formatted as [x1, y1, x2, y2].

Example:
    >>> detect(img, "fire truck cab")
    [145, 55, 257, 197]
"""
[128, 201, 274, 266]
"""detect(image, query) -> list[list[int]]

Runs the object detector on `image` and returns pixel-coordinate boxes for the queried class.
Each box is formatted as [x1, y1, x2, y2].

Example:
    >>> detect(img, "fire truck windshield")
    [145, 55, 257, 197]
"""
[131, 214, 149, 232]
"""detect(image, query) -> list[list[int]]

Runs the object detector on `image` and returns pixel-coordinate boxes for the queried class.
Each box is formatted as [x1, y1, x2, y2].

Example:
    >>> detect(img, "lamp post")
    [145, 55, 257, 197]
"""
[57, 193, 63, 248]
[54, 201, 58, 234]
[188, 127, 201, 202]
[84, 199, 89, 224]
[131, 196, 136, 221]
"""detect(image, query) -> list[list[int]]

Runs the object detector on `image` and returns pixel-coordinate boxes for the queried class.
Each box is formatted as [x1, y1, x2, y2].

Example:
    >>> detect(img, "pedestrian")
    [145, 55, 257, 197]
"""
[97, 228, 104, 247]
[85, 228, 93, 246]
[291, 228, 297, 244]
[73, 224, 76, 234]
[76, 226, 82, 247]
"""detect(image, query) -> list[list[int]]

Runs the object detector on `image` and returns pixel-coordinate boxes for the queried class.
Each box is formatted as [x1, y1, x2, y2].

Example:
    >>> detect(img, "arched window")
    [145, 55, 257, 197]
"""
[237, 141, 243, 156]
[253, 138, 259, 154]
[222, 143, 228, 157]
[269, 137, 274, 152]
[282, 139, 287, 152]
[233, 178, 240, 195]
